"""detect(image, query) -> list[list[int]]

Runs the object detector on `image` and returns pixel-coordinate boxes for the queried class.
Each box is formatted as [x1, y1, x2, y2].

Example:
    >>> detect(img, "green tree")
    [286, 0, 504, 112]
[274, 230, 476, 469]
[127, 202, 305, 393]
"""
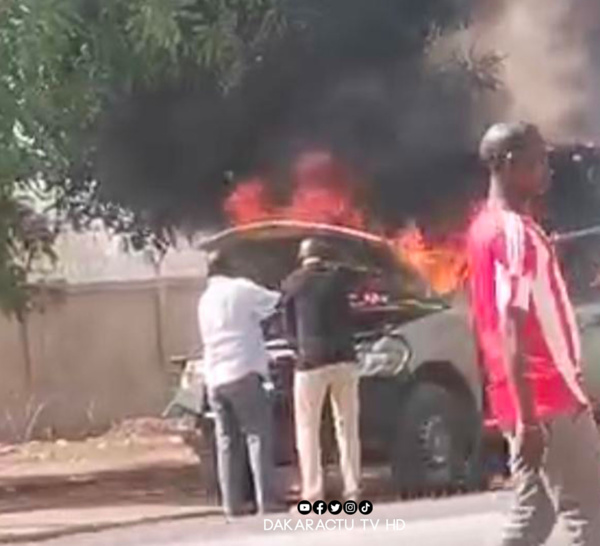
[0, 0, 498, 313]
[0, 0, 284, 313]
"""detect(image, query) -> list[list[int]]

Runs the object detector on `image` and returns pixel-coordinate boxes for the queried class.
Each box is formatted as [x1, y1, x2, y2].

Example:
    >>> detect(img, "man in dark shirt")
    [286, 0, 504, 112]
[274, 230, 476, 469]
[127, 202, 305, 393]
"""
[282, 238, 361, 505]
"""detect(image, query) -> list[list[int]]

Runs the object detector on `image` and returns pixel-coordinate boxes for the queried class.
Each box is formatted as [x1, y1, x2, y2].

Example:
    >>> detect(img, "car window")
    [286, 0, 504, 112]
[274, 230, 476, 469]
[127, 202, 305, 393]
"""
[216, 233, 441, 304]
[556, 235, 600, 304]
[544, 145, 600, 304]
[545, 146, 600, 234]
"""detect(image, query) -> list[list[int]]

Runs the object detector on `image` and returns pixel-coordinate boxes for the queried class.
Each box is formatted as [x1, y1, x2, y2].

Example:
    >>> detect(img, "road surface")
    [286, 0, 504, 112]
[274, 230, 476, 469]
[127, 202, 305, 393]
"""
[18, 492, 573, 546]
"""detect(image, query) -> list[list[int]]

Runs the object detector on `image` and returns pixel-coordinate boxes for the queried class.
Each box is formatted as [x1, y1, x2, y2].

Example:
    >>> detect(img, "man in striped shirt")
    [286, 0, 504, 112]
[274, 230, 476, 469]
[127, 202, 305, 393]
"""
[467, 122, 600, 545]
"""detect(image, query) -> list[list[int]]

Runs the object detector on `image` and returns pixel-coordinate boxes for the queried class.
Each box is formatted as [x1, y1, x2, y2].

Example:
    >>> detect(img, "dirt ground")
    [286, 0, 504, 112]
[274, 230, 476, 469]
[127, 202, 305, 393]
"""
[0, 418, 198, 475]
[0, 417, 509, 519]
[0, 418, 219, 515]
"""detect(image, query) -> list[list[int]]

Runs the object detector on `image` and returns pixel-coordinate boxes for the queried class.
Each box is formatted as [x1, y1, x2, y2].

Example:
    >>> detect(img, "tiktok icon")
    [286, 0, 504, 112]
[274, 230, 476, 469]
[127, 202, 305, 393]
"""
[359, 500, 373, 515]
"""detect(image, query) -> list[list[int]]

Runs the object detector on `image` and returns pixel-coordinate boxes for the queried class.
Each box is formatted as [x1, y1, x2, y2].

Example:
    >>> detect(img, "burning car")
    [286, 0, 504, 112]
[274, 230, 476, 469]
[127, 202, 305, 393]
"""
[179, 219, 485, 493]
[166, 144, 600, 496]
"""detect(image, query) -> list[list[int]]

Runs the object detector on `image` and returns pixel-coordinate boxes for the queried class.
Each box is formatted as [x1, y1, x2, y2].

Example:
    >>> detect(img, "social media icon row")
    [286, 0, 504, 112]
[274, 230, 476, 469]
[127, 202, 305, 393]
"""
[297, 500, 373, 515]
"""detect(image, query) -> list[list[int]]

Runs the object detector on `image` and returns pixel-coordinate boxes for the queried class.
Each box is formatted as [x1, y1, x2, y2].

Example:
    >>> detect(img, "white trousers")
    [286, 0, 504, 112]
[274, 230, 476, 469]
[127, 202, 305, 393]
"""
[293, 362, 361, 501]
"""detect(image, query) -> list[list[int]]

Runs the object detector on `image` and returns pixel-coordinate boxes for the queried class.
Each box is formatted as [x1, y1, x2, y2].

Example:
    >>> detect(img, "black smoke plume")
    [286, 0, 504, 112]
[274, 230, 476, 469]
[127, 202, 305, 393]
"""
[94, 1, 509, 236]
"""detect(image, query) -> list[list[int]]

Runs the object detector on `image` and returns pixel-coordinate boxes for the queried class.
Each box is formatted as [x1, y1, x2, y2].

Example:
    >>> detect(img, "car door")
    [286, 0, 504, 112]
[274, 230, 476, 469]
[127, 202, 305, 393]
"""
[556, 233, 600, 405]
[578, 302, 600, 403]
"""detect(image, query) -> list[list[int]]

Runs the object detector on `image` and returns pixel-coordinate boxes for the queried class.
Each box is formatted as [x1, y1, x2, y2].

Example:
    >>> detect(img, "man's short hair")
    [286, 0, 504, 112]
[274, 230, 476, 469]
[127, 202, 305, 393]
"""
[298, 238, 335, 263]
[479, 122, 541, 171]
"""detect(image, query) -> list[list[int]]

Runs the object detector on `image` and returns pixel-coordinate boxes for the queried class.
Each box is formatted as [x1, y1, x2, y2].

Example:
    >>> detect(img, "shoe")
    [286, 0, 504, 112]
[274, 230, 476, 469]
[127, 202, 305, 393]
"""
[224, 511, 245, 523]
[224, 502, 256, 521]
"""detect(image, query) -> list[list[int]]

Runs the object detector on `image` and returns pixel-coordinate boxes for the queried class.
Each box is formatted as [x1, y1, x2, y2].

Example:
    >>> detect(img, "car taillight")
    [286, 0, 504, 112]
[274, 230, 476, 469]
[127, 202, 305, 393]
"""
[358, 291, 390, 306]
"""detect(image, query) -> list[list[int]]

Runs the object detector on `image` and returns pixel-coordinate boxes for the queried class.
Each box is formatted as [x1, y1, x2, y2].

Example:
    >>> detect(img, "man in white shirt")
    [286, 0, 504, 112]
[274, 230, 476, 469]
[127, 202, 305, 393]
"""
[199, 250, 282, 518]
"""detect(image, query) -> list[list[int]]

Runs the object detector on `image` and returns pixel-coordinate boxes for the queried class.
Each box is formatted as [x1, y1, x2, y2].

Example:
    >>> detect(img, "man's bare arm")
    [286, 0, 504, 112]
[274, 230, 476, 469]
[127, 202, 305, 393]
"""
[504, 307, 545, 468]
[505, 308, 538, 427]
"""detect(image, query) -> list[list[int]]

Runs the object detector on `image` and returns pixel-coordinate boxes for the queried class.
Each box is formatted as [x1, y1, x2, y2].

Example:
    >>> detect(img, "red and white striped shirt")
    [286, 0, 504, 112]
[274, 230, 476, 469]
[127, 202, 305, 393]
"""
[467, 203, 589, 429]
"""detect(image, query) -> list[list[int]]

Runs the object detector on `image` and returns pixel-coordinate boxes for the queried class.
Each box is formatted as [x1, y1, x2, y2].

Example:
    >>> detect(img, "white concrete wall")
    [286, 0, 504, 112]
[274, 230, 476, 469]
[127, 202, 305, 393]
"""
[0, 277, 205, 442]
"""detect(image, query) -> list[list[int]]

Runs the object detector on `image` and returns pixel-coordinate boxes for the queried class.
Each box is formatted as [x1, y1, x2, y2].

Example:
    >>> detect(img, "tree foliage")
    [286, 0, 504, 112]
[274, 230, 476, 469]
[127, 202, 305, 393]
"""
[0, 0, 499, 313]
[0, 0, 284, 312]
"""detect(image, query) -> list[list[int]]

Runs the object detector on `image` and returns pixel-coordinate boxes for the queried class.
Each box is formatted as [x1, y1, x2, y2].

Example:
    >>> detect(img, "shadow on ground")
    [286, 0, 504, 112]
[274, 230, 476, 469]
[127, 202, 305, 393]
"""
[0, 461, 507, 516]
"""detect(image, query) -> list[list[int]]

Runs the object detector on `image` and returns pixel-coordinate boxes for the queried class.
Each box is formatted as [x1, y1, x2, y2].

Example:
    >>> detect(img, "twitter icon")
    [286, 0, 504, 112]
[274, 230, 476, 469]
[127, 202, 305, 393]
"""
[328, 500, 342, 515]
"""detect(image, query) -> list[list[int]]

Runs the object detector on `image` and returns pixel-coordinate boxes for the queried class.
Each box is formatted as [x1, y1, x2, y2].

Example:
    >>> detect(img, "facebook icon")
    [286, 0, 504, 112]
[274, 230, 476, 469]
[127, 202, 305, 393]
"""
[314, 501, 326, 515]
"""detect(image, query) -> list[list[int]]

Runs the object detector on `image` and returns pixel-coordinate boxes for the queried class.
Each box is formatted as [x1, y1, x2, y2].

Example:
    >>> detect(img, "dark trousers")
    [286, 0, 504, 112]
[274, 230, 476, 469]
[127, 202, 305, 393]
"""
[208, 372, 277, 515]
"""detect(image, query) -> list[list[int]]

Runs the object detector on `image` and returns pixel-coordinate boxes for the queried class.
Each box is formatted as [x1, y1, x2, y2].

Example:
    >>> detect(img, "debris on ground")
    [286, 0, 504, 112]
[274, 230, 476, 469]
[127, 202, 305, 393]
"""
[0, 417, 511, 520]
[0, 418, 203, 472]
[0, 417, 218, 518]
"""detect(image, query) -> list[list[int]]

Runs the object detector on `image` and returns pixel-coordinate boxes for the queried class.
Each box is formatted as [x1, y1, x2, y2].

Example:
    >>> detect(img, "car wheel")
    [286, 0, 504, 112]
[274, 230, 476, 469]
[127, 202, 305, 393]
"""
[390, 382, 481, 494]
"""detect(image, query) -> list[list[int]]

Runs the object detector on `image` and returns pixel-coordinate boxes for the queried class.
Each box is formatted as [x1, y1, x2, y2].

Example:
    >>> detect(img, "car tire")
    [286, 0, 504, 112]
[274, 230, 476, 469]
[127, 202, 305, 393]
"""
[390, 382, 481, 494]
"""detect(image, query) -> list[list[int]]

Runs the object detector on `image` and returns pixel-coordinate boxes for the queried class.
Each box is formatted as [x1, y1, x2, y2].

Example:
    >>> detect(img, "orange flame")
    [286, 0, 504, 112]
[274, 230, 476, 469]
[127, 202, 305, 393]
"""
[224, 178, 276, 225]
[224, 150, 469, 295]
[225, 151, 367, 229]
[392, 229, 469, 295]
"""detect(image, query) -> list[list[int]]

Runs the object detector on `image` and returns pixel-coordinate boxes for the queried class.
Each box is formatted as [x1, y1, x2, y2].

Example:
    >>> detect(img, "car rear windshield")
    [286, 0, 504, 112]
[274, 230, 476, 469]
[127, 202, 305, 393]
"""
[216, 235, 440, 304]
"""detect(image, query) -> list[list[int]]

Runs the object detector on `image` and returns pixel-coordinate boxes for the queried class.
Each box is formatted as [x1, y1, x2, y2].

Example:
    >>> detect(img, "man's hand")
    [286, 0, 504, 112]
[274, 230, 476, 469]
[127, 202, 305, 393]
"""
[516, 423, 547, 469]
